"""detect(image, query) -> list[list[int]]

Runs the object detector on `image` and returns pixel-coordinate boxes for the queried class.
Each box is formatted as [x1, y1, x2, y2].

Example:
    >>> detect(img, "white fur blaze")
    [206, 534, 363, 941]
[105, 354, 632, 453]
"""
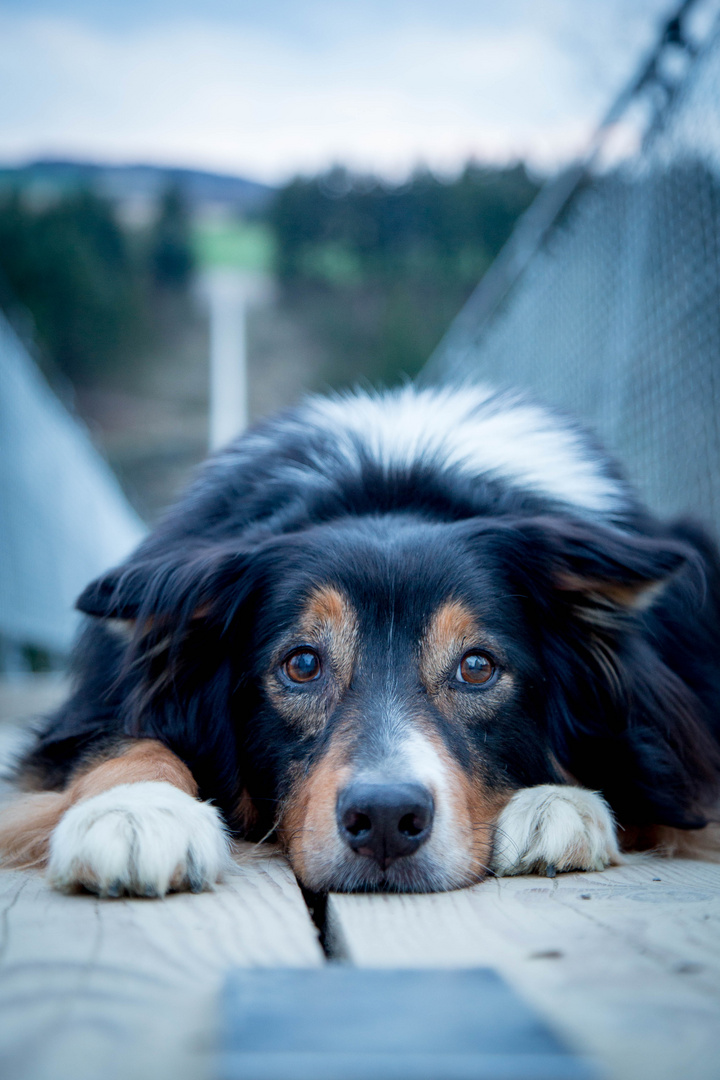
[491, 784, 622, 876]
[303, 386, 627, 516]
[47, 781, 232, 897]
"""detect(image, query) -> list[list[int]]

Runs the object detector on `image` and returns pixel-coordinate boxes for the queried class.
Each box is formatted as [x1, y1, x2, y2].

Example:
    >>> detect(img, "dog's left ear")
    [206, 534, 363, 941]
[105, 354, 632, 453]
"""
[515, 516, 693, 611]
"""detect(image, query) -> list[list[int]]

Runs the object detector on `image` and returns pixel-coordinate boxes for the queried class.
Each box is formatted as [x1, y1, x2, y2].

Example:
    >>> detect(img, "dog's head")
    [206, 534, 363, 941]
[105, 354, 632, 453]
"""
[79, 511, 702, 892]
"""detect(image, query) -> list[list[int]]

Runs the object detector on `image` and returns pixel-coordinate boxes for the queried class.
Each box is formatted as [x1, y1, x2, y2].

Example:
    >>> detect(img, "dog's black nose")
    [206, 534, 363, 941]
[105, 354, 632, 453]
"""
[337, 782, 434, 870]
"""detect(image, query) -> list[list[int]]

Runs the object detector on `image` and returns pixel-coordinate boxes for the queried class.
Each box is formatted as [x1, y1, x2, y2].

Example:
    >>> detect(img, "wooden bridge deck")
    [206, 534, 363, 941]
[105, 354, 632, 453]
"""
[1, 677, 719, 1080]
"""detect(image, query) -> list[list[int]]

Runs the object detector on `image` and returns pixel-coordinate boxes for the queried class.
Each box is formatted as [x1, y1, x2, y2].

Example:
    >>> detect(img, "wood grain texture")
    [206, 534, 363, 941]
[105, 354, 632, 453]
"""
[4, 678, 720, 1080]
[0, 845, 324, 1080]
[328, 858, 720, 1080]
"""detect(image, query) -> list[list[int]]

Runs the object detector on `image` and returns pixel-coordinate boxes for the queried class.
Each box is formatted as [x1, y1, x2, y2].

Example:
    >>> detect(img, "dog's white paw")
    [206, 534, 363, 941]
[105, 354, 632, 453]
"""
[491, 784, 622, 876]
[47, 781, 231, 897]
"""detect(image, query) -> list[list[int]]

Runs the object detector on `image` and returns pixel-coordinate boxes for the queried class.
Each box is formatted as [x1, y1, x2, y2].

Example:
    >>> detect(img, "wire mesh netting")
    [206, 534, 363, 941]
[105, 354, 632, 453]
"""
[424, 0, 720, 533]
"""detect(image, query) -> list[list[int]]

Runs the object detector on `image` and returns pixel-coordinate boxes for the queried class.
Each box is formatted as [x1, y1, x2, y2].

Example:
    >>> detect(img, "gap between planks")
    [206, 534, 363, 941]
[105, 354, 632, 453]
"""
[327, 858, 720, 1080]
[5, 683, 720, 1080]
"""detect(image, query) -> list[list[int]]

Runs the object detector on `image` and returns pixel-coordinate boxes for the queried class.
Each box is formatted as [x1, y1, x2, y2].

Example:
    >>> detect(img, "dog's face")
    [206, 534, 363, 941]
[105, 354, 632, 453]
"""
[85, 509, 687, 893]
[235, 515, 558, 892]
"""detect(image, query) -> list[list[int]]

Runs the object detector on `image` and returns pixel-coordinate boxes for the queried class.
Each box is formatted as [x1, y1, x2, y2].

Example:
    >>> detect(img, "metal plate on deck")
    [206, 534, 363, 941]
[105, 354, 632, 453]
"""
[220, 967, 598, 1080]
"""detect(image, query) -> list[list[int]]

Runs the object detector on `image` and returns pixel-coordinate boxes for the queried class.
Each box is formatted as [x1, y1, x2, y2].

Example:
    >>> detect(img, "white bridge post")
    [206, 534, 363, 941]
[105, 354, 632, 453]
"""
[205, 268, 250, 452]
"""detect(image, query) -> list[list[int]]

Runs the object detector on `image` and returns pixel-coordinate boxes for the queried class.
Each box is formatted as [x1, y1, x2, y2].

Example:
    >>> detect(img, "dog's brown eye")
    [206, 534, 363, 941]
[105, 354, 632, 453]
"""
[457, 651, 496, 685]
[284, 649, 322, 683]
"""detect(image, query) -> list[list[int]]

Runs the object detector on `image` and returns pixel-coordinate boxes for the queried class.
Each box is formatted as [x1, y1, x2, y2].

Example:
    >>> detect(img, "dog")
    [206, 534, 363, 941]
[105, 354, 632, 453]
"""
[2, 384, 720, 896]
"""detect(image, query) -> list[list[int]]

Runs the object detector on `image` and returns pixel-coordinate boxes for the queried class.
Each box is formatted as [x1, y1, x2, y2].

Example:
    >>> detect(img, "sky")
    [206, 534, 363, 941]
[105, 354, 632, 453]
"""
[0, 0, 683, 183]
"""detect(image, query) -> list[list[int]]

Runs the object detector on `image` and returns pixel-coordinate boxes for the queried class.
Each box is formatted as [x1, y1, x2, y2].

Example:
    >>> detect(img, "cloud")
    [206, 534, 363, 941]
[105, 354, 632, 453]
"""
[0, 4, 672, 180]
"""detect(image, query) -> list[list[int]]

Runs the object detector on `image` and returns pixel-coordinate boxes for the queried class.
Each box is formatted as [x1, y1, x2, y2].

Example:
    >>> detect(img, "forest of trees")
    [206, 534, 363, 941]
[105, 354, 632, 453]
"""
[268, 162, 540, 384]
[0, 185, 196, 386]
[271, 163, 538, 284]
[0, 161, 539, 392]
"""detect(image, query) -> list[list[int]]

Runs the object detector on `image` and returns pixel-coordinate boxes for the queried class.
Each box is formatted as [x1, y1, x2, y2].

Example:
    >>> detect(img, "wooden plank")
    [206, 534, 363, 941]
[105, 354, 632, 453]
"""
[0, 677, 325, 1080]
[327, 859, 720, 1080]
[0, 844, 324, 1080]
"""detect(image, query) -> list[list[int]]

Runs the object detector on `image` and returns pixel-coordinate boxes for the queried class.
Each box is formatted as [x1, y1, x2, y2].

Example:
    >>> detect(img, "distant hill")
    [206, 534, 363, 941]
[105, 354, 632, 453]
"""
[0, 159, 274, 216]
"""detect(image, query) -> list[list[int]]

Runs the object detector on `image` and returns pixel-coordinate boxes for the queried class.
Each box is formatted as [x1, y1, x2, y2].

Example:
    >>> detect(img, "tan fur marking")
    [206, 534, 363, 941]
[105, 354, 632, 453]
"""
[277, 738, 352, 883]
[549, 755, 580, 785]
[427, 599, 479, 652]
[0, 739, 196, 869]
[302, 585, 348, 630]
[0, 791, 72, 868]
[265, 585, 359, 735]
[556, 573, 665, 611]
[232, 788, 259, 832]
[620, 821, 720, 861]
[421, 599, 480, 693]
[68, 740, 197, 802]
[297, 585, 358, 686]
[420, 599, 512, 724]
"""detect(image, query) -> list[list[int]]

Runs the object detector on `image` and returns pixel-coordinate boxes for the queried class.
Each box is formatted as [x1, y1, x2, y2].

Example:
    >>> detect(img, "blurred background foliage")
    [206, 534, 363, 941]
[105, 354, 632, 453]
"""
[0, 158, 539, 516]
[0, 188, 146, 386]
[0, 159, 538, 391]
[0, 184, 196, 387]
[270, 163, 539, 385]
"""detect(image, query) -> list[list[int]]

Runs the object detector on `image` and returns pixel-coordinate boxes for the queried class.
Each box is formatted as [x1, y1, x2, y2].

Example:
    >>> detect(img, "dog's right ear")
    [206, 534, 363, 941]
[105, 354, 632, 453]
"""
[77, 562, 156, 619]
[76, 543, 257, 625]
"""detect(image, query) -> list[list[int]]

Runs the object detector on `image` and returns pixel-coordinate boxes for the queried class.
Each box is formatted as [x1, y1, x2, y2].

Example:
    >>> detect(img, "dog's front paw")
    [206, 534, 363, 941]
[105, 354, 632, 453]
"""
[491, 785, 622, 876]
[47, 781, 231, 897]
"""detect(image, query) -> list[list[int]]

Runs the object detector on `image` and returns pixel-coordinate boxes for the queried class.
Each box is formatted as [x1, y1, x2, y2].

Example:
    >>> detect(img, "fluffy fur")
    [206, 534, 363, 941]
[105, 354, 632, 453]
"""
[2, 384, 720, 895]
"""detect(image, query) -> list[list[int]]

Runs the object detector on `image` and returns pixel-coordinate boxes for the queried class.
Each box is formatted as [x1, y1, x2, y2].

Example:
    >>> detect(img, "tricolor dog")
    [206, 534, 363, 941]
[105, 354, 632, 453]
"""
[2, 385, 719, 895]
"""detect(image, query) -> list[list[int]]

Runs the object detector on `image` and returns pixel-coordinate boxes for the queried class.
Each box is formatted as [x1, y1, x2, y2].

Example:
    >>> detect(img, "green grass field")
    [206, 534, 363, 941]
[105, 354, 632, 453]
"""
[192, 218, 275, 272]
